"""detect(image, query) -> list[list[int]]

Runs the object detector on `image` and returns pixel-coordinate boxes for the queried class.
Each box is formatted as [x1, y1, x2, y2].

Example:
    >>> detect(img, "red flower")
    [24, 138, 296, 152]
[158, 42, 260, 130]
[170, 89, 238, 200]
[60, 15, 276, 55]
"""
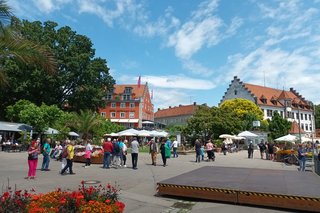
[105, 199, 111, 203]
[2, 192, 10, 199]
[60, 198, 66, 204]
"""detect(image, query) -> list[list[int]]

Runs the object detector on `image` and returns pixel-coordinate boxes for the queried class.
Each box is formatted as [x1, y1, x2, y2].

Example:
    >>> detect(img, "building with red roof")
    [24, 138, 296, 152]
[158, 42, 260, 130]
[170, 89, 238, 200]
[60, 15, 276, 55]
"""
[155, 102, 203, 126]
[221, 76, 314, 136]
[99, 83, 154, 128]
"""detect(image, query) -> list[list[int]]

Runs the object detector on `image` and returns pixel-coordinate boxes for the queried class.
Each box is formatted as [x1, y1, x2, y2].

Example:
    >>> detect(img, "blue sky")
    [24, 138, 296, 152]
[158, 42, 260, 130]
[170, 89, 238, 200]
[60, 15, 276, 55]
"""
[9, 0, 320, 110]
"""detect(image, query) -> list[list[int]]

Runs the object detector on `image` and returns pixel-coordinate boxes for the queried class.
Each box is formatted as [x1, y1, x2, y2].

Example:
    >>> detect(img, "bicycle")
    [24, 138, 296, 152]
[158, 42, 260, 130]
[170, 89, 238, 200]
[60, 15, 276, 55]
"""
[283, 152, 299, 166]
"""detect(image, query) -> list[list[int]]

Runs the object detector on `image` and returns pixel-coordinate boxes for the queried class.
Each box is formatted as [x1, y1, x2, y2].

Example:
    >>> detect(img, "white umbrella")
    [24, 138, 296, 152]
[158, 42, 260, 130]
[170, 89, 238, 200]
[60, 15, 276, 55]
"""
[44, 127, 60, 135]
[233, 136, 245, 140]
[275, 134, 296, 142]
[68, 131, 79, 137]
[238, 131, 258, 137]
[219, 134, 235, 139]
[137, 130, 151, 137]
[104, 132, 119, 137]
[142, 121, 154, 124]
[117, 128, 139, 136]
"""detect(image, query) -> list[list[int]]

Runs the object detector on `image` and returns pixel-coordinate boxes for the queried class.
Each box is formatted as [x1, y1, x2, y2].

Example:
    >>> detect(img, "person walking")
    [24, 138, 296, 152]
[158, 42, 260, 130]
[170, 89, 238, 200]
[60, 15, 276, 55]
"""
[84, 140, 93, 168]
[298, 144, 307, 172]
[206, 139, 215, 161]
[41, 138, 51, 171]
[102, 138, 113, 169]
[61, 140, 75, 175]
[258, 140, 266, 159]
[195, 139, 201, 163]
[160, 139, 167, 167]
[122, 140, 128, 167]
[26, 140, 40, 179]
[149, 139, 158, 166]
[131, 137, 139, 170]
[171, 138, 178, 158]
[248, 141, 254, 159]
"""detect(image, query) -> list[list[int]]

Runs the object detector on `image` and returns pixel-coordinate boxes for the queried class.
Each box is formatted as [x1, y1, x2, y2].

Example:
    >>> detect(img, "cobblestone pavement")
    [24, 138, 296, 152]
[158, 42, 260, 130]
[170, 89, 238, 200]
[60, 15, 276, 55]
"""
[0, 150, 300, 213]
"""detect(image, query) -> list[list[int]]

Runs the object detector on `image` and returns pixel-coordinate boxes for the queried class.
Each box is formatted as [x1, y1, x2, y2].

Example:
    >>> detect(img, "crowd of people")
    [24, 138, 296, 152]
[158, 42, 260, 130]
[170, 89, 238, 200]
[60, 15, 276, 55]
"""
[24, 136, 319, 179]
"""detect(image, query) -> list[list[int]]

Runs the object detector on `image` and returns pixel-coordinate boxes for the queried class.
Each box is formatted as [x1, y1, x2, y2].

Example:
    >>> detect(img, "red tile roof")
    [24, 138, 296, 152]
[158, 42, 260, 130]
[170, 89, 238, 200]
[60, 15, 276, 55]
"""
[155, 104, 198, 118]
[113, 84, 146, 99]
[243, 83, 310, 109]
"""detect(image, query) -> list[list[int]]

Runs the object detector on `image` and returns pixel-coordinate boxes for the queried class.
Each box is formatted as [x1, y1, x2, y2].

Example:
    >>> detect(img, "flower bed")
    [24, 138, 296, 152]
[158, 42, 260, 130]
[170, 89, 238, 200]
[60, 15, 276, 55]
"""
[0, 182, 125, 213]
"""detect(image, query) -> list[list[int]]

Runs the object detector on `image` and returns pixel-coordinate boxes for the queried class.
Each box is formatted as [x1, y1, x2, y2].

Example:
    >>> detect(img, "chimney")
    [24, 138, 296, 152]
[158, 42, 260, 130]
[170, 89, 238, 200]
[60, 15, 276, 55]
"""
[179, 104, 182, 107]
[158, 108, 160, 111]
[193, 102, 196, 106]
[169, 106, 171, 108]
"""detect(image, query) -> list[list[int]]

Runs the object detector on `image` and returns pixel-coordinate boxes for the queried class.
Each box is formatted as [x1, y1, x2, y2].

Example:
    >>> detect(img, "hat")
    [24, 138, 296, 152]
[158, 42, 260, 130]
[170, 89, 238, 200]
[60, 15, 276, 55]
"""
[107, 138, 111, 142]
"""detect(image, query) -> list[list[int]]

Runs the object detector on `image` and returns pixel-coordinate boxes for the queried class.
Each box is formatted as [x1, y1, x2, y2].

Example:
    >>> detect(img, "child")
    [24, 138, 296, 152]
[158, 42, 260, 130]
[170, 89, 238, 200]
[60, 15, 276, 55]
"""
[84, 140, 93, 168]
[200, 145, 205, 161]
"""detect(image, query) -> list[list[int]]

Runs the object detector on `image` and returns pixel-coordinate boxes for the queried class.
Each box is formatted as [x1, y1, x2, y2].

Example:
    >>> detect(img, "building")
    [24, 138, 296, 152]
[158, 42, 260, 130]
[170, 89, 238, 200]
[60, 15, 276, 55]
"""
[221, 76, 315, 136]
[154, 102, 202, 126]
[99, 83, 154, 128]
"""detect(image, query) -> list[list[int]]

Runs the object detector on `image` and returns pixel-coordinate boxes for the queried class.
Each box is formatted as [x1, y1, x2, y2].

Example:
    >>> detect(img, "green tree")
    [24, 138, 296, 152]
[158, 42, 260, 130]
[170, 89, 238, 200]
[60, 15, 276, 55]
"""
[220, 98, 264, 120]
[315, 104, 320, 129]
[268, 112, 291, 140]
[94, 119, 125, 137]
[6, 100, 66, 133]
[0, 19, 114, 118]
[0, 1, 55, 86]
[70, 110, 103, 141]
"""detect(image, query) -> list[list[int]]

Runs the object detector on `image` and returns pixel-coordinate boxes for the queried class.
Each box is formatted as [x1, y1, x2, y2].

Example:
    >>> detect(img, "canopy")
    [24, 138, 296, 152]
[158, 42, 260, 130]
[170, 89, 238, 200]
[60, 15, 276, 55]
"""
[117, 128, 139, 136]
[275, 134, 296, 142]
[219, 134, 235, 139]
[104, 132, 119, 137]
[142, 121, 154, 124]
[44, 127, 60, 135]
[238, 131, 258, 137]
[68, 131, 79, 137]
[0, 121, 32, 132]
[233, 136, 245, 140]
[137, 130, 151, 137]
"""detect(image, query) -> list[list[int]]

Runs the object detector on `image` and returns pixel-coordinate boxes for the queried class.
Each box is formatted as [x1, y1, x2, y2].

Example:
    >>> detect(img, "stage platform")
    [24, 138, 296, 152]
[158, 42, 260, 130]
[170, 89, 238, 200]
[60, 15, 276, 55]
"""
[157, 166, 320, 212]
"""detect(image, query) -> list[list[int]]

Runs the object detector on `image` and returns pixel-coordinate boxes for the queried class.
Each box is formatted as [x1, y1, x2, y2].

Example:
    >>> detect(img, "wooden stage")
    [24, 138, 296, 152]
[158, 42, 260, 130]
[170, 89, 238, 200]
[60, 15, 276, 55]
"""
[157, 166, 320, 212]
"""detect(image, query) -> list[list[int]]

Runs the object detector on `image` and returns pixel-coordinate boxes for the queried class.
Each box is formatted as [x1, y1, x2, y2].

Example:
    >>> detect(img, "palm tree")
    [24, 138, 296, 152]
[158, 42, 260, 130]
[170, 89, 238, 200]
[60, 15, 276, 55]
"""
[0, 0, 56, 86]
[70, 110, 103, 141]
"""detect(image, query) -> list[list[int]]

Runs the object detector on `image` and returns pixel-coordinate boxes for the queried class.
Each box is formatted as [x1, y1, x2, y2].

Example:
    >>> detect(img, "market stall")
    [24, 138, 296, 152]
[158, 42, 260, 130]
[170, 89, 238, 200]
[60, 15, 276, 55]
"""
[73, 145, 104, 164]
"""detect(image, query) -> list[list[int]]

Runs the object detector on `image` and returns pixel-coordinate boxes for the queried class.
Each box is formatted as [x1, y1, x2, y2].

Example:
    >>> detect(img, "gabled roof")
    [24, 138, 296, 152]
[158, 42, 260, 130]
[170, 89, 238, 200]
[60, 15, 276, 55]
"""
[112, 84, 147, 99]
[155, 104, 199, 118]
[243, 83, 310, 108]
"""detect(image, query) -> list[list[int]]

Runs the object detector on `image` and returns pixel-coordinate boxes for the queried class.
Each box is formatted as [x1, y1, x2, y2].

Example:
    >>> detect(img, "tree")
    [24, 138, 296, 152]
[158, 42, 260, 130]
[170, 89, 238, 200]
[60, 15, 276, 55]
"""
[70, 110, 104, 141]
[6, 100, 66, 133]
[220, 98, 264, 120]
[0, 19, 114, 118]
[268, 112, 291, 140]
[0, 1, 56, 86]
[315, 104, 320, 129]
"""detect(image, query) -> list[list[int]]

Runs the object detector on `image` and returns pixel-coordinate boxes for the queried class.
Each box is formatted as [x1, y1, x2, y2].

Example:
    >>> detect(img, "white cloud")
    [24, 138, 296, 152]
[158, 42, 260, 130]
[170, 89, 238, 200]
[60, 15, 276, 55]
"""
[152, 88, 191, 110]
[32, 0, 72, 13]
[182, 60, 214, 77]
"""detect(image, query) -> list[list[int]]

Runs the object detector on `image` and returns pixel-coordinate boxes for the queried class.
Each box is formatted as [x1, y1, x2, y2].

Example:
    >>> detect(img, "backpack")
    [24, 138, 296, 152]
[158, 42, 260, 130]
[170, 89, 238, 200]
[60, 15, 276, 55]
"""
[114, 142, 120, 153]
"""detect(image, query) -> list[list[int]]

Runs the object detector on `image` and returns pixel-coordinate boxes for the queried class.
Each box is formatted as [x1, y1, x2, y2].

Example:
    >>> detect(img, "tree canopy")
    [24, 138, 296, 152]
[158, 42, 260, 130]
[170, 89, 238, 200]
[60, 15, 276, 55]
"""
[0, 18, 115, 118]
[315, 104, 320, 129]
[268, 112, 291, 140]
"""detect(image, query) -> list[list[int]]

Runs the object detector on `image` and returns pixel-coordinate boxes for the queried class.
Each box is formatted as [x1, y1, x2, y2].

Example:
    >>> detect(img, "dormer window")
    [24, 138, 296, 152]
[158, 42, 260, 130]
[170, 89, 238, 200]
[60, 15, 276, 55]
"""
[260, 95, 267, 104]
[124, 87, 132, 94]
[234, 90, 238, 95]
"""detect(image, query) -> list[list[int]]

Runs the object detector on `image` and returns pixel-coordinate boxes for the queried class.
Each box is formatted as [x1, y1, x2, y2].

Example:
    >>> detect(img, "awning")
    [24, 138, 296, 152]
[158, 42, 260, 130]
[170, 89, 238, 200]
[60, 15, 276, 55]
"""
[0, 121, 32, 132]
[110, 119, 139, 123]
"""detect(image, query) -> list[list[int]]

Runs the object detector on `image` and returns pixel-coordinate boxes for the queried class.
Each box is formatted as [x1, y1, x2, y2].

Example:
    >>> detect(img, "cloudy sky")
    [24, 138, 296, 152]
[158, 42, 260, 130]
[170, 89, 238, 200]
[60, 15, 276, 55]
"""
[9, 0, 320, 109]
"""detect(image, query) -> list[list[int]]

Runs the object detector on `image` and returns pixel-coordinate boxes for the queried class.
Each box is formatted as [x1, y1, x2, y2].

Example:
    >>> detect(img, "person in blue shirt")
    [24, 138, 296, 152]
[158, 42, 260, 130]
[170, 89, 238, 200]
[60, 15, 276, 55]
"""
[165, 138, 171, 149]
[298, 144, 307, 172]
[41, 138, 51, 171]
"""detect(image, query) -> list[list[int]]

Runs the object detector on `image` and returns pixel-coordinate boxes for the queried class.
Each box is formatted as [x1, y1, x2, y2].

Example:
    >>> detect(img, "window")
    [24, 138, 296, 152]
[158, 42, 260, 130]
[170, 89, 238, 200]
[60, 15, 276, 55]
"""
[120, 103, 126, 108]
[110, 112, 116, 118]
[292, 113, 295, 119]
[305, 124, 308, 131]
[122, 94, 131, 100]
[101, 112, 106, 118]
[305, 114, 307, 120]
[296, 113, 299, 119]
[120, 112, 125, 118]
[267, 109, 273, 117]
[310, 125, 312, 131]
[111, 103, 116, 108]
[106, 94, 112, 100]
[309, 114, 312, 120]
[234, 90, 237, 95]
[301, 124, 304, 130]
[280, 111, 284, 118]
[129, 112, 135, 118]
[300, 113, 303, 120]
[124, 87, 132, 93]
[130, 103, 135, 108]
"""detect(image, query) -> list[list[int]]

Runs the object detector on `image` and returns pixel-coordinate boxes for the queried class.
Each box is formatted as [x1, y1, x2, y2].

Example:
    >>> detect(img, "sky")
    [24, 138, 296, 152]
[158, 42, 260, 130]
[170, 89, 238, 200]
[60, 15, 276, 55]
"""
[8, 0, 320, 110]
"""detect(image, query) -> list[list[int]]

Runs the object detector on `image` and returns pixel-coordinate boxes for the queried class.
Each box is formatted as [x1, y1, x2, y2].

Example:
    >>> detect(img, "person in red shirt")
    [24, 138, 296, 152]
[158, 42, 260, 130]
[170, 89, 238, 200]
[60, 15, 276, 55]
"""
[102, 138, 113, 169]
